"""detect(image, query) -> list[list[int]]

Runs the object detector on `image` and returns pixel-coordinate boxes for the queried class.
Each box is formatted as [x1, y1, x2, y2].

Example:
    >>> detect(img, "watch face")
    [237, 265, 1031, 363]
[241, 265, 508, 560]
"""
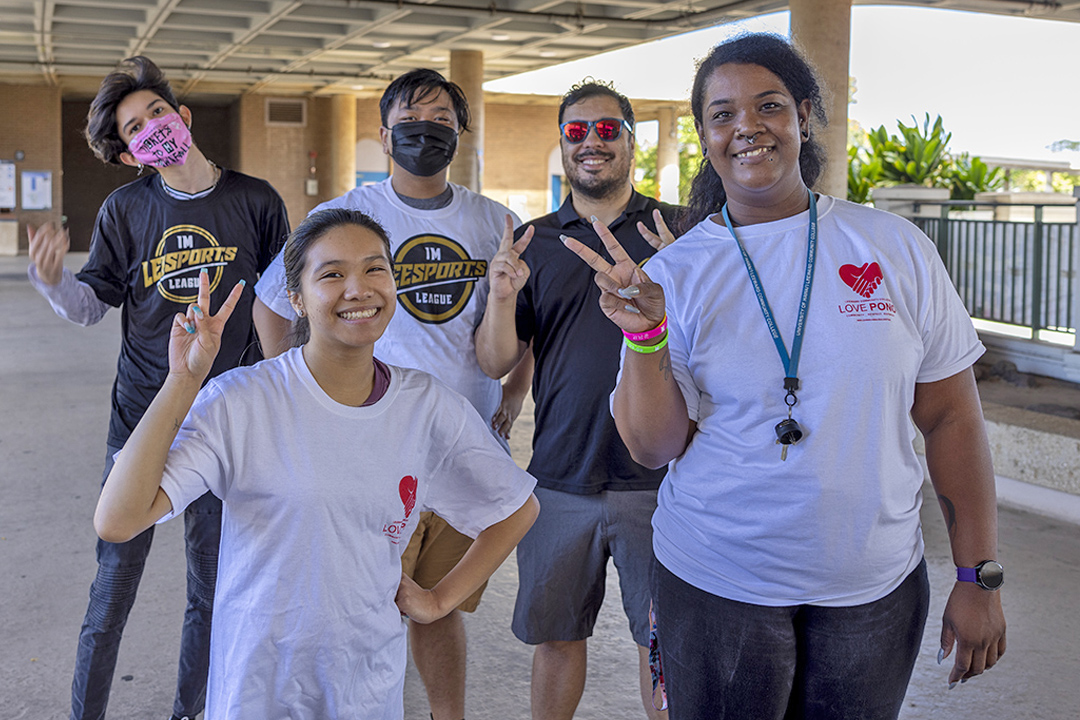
[977, 561, 1004, 590]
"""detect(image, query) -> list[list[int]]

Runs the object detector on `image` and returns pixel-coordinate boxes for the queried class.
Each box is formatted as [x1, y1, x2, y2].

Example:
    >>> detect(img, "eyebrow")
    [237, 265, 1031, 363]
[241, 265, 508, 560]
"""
[311, 255, 389, 272]
[707, 90, 786, 109]
[122, 98, 165, 135]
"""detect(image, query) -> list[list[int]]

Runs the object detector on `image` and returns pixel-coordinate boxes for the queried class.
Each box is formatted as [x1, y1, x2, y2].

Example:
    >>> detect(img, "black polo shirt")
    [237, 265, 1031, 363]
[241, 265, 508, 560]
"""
[515, 190, 680, 494]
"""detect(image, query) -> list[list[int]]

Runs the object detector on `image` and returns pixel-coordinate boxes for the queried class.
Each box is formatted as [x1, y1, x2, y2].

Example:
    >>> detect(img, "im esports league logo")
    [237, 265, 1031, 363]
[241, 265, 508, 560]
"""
[393, 234, 487, 324]
[141, 225, 239, 303]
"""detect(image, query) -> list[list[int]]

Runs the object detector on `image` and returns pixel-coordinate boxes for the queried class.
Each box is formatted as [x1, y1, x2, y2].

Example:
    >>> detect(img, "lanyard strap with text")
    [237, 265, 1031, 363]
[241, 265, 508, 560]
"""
[720, 191, 818, 400]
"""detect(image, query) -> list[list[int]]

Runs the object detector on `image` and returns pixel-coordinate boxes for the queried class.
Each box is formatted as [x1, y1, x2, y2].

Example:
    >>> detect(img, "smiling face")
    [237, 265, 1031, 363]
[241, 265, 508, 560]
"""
[288, 224, 396, 354]
[560, 94, 634, 201]
[696, 63, 811, 214]
[114, 89, 190, 166]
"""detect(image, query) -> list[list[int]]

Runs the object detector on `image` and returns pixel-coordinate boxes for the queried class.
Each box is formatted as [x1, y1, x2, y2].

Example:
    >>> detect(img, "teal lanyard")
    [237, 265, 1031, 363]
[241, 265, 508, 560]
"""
[720, 192, 818, 400]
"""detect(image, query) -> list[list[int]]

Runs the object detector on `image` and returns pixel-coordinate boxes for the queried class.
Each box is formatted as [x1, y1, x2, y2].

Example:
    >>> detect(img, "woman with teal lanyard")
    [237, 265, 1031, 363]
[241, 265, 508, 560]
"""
[562, 33, 1006, 719]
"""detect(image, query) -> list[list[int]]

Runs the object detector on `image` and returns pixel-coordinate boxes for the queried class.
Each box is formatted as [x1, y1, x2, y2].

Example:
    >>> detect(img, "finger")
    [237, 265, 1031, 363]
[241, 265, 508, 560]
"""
[212, 279, 247, 325]
[590, 216, 633, 266]
[561, 233, 613, 275]
[636, 221, 663, 251]
[176, 312, 195, 335]
[498, 214, 515, 252]
[653, 209, 675, 245]
[197, 267, 211, 316]
[512, 225, 535, 257]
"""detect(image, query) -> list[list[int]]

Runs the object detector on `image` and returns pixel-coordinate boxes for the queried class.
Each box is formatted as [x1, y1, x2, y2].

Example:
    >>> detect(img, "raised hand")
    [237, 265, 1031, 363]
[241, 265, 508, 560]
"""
[168, 269, 245, 382]
[28, 221, 70, 286]
[488, 214, 534, 302]
[636, 208, 676, 252]
[561, 217, 666, 334]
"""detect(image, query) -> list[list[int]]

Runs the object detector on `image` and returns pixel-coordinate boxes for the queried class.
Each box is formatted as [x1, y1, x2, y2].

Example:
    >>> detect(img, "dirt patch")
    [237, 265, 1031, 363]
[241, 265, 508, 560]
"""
[975, 360, 1080, 421]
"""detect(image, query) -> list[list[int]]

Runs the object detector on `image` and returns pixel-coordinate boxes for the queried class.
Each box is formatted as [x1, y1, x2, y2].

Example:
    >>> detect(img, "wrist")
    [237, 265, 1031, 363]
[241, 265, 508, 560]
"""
[956, 560, 1004, 591]
[625, 331, 669, 354]
[623, 315, 667, 342]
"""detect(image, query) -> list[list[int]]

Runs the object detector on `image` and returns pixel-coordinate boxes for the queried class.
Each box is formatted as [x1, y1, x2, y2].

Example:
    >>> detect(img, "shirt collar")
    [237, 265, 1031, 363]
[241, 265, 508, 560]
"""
[556, 189, 648, 230]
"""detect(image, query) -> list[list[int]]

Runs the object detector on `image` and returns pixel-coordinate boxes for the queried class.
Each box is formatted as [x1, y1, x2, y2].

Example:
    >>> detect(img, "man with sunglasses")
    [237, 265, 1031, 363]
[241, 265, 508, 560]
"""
[476, 80, 678, 720]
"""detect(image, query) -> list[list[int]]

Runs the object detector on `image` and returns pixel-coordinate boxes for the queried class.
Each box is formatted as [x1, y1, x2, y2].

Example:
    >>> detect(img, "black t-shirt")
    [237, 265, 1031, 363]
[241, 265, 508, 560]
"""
[515, 191, 679, 494]
[77, 170, 290, 446]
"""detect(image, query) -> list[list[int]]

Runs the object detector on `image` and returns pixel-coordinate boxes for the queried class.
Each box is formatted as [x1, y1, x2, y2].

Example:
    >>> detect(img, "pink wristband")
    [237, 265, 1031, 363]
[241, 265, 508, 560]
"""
[623, 315, 667, 342]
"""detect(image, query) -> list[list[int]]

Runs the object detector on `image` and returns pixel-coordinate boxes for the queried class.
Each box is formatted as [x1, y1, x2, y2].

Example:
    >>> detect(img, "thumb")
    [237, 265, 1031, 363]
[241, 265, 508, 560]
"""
[938, 624, 956, 665]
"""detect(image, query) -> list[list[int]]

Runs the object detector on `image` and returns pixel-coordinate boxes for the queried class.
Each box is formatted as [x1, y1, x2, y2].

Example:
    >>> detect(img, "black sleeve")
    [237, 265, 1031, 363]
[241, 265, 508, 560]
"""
[75, 198, 129, 308]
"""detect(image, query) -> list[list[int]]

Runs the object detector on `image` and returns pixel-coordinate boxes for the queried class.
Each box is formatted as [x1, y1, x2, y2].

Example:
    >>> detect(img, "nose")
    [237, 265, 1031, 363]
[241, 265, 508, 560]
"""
[343, 273, 373, 300]
[735, 111, 763, 142]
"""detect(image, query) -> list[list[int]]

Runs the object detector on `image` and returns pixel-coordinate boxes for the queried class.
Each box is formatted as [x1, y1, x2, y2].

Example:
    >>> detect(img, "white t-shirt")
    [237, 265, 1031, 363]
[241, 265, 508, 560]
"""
[157, 348, 536, 720]
[255, 179, 520, 427]
[640, 195, 983, 607]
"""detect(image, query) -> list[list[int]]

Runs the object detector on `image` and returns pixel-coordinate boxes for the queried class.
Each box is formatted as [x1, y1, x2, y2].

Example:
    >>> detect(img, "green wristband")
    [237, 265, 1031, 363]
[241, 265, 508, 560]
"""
[624, 332, 669, 354]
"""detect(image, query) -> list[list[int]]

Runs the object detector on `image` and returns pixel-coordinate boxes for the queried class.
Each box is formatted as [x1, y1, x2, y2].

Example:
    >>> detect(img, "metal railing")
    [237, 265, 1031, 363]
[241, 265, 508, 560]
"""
[912, 201, 1078, 337]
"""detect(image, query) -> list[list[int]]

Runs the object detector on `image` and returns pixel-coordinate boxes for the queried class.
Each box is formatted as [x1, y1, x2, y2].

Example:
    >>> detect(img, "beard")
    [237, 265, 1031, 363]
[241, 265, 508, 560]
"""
[564, 147, 632, 201]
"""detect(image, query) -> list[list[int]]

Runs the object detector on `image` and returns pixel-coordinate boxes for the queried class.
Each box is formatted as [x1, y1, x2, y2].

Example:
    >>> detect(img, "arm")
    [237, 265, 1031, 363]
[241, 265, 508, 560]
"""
[491, 347, 534, 439]
[475, 216, 533, 378]
[253, 296, 293, 358]
[911, 367, 1006, 685]
[27, 222, 111, 326]
[395, 493, 540, 622]
[95, 271, 245, 542]
[562, 218, 693, 468]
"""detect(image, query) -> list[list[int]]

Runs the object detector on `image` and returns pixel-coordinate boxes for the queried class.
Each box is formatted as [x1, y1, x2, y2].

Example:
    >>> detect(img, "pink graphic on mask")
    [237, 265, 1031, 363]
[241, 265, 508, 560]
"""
[127, 113, 192, 168]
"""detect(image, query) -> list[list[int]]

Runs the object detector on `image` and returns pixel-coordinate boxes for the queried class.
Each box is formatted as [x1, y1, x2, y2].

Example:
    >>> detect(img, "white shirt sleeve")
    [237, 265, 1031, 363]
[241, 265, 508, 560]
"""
[27, 265, 111, 326]
[253, 252, 296, 320]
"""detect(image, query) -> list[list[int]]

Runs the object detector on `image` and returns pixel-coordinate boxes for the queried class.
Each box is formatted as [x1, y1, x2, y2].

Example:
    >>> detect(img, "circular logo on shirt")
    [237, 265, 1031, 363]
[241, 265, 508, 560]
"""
[392, 234, 487, 324]
[140, 225, 239, 304]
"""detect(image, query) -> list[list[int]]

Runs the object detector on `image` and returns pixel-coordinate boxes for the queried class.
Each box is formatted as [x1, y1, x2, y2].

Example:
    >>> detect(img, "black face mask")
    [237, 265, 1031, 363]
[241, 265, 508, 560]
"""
[389, 121, 458, 177]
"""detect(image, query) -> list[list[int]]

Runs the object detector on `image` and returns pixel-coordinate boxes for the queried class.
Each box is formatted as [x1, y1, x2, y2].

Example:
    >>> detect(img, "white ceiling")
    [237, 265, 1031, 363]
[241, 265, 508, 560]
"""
[1, 0, 1077, 99]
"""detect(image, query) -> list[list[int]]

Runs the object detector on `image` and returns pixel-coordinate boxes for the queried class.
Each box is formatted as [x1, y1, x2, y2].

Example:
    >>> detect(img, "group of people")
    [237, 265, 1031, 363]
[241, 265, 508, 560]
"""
[28, 31, 1005, 720]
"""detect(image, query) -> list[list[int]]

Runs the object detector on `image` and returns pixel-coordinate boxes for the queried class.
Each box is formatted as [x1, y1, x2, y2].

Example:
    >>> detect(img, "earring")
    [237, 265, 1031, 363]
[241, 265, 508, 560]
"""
[297, 309, 305, 318]
[801, 128, 809, 139]
[137, 164, 144, 175]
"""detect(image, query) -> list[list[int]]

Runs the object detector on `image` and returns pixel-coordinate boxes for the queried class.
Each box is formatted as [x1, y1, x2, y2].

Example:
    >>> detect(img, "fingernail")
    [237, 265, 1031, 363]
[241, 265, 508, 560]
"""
[200, 267, 208, 275]
[961, 678, 969, 684]
[618, 286, 640, 298]
[948, 681, 957, 690]
[559, 234, 570, 244]
[192, 306, 204, 318]
[937, 648, 944, 665]
[239, 279, 247, 286]
[590, 215, 599, 223]
[184, 323, 195, 334]
[624, 304, 641, 314]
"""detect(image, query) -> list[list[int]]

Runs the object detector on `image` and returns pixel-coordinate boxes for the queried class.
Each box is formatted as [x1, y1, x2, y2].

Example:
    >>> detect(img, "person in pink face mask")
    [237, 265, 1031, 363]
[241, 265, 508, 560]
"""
[26, 56, 290, 720]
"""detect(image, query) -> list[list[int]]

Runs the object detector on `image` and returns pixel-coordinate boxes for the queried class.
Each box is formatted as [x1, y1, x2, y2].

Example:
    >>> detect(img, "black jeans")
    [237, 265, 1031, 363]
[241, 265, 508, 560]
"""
[651, 558, 930, 720]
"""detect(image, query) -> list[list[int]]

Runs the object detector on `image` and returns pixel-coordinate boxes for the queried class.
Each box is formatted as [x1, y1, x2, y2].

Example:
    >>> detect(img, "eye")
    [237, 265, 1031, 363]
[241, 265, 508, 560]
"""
[320, 271, 343, 280]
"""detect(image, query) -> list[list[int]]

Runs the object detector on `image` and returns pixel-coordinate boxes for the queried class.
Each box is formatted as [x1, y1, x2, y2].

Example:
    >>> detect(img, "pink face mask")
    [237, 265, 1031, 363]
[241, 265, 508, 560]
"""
[126, 112, 192, 168]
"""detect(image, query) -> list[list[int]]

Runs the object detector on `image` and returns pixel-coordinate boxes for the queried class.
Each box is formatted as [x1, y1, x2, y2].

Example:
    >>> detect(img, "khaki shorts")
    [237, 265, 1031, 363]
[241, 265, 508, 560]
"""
[400, 511, 486, 613]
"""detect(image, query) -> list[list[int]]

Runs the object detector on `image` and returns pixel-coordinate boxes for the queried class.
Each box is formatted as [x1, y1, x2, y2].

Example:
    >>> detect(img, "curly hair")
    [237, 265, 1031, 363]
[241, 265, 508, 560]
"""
[282, 209, 394, 347]
[679, 33, 829, 235]
[85, 56, 181, 166]
[558, 78, 635, 126]
[379, 69, 471, 133]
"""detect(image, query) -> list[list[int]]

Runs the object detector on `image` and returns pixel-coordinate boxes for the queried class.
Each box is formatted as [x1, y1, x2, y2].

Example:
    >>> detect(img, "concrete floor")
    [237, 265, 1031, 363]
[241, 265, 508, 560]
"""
[2, 253, 1079, 720]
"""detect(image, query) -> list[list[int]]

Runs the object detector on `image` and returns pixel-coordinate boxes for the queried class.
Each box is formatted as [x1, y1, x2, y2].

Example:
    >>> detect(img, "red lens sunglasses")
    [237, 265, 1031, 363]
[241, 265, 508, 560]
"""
[560, 117, 633, 144]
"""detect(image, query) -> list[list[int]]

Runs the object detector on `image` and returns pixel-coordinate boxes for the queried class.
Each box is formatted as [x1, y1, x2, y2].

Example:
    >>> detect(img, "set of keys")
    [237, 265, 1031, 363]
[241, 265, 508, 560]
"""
[774, 380, 804, 462]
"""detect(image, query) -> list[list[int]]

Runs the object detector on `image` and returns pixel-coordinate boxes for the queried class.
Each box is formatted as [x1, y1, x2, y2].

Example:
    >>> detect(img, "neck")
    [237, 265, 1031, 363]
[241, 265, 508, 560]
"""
[390, 169, 450, 200]
[570, 182, 634, 227]
[722, 183, 811, 227]
[300, 341, 376, 407]
[157, 146, 217, 194]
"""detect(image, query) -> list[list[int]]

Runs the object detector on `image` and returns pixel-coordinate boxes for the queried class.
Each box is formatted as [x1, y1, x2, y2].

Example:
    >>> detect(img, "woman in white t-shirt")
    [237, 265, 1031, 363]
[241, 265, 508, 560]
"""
[94, 208, 539, 720]
[561, 33, 1005, 720]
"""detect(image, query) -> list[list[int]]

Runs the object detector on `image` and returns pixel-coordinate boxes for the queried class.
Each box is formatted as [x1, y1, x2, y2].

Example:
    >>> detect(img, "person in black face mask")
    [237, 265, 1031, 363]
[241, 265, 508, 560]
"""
[251, 68, 534, 720]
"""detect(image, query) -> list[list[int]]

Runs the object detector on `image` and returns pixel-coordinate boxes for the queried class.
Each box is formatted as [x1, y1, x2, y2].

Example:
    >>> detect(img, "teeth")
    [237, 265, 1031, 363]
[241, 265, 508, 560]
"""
[736, 147, 770, 158]
[339, 308, 377, 320]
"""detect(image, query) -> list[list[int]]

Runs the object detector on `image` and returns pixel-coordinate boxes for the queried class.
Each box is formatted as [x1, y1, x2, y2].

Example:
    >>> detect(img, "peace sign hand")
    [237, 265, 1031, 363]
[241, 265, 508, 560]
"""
[636, 208, 676, 252]
[561, 217, 666, 334]
[168, 269, 246, 383]
[488, 214, 534, 302]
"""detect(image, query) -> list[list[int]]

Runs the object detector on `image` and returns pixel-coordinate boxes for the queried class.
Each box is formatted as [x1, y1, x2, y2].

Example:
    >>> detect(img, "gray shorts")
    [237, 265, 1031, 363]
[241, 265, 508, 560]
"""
[512, 486, 657, 647]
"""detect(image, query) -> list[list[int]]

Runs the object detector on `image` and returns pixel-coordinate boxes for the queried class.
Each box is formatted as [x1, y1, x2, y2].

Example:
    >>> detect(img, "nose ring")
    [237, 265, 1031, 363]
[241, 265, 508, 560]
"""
[741, 131, 762, 145]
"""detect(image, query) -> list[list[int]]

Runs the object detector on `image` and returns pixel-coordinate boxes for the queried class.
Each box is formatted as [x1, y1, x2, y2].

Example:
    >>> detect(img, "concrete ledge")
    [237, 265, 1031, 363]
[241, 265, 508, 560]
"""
[982, 401, 1080, 496]
[996, 475, 1080, 525]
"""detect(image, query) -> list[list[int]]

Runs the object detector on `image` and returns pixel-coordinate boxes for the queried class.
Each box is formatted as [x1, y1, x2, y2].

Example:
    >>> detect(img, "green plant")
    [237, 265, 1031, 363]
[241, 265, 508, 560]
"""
[866, 113, 952, 187]
[948, 153, 1004, 200]
[847, 144, 881, 204]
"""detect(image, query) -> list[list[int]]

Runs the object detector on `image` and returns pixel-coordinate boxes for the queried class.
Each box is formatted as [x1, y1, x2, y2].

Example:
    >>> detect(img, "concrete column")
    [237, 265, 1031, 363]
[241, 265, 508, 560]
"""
[329, 95, 357, 199]
[450, 49, 484, 192]
[657, 106, 680, 204]
[790, 0, 851, 199]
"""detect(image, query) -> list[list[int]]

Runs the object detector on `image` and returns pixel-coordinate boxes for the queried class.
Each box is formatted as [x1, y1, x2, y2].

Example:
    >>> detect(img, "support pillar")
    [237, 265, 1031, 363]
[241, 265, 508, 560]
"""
[656, 106, 680, 204]
[449, 49, 484, 192]
[790, 0, 851, 199]
[329, 95, 357, 199]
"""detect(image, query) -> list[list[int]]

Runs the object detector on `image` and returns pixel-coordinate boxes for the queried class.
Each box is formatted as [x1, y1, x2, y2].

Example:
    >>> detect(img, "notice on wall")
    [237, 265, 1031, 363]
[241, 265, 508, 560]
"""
[0, 163, 15, 209]
[21, 170, 52, 210]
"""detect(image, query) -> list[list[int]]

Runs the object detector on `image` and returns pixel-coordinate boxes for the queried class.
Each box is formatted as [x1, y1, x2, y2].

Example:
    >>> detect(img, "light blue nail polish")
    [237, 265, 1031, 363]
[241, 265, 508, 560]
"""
[948, 681, 957, 690]
[624, 304, 641, 314]
[590, 215, 599, 223]
[618, 286, 640, 298]
[961, 678, 969, 684]
[200, 267, 208, 275]
[192, 305, 204, 318]
[937, 648, 944, 665]
[240, 279, 247, 286]
[184, 323, 195, 334]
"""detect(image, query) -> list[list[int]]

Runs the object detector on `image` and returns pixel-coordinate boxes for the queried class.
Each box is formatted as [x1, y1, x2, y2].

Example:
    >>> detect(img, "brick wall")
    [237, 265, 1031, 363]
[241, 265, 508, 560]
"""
[0, 84, 64, 252]
[483, 102, 561, 220]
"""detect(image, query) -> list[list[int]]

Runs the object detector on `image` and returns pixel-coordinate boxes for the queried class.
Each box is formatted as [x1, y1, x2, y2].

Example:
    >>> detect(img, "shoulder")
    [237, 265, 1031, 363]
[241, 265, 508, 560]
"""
[312, 182, 386, 214]
[821, 195, 936, 255]
[452, 184, 515, 219]
[101, 175, 159, 207]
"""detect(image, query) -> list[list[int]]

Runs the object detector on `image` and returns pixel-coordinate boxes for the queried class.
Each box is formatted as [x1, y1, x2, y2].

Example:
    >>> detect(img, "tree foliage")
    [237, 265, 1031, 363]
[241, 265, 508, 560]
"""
[633, 116, 701, 205]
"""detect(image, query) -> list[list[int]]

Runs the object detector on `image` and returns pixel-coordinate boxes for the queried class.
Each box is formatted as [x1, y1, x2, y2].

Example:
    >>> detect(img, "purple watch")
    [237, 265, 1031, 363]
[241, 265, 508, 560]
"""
[956, 560, 1004, 590]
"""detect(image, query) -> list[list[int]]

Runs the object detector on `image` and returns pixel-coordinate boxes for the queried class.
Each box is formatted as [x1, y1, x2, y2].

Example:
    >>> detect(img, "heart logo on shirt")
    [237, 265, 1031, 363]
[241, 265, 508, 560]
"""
[399, 475, 418, 519]
[839, 262, 883, 298]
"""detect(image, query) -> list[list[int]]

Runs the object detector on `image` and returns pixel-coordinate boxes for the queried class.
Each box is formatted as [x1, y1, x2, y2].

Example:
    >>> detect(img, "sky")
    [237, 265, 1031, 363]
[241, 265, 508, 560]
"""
[485, 6, 1080, 169]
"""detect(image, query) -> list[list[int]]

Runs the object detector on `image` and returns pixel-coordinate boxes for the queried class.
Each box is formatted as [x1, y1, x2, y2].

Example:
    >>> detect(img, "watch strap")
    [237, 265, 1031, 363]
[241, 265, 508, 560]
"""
[956, 566, 978, 583]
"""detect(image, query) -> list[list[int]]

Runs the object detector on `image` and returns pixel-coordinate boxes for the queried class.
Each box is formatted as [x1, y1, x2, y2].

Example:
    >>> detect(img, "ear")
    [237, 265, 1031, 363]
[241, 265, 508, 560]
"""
[119, 151, 140, 168]
[694, 120, 707, 157]
[379, 126, 392, 156]
[797, 100, 812, 139]
[179, 104, 193, 128]
[287, 289, 305, 318]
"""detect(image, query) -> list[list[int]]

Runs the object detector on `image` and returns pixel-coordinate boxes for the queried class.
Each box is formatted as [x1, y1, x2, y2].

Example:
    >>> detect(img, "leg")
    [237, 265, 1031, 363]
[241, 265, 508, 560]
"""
[531, 640, 588, 720]
[71, 445, 154, 720]
[173, 492, 221, 719]
[409, 610, 466, 720]
[607, 489, 666, 720]
[789, 560, 931, 720]
[651, 559, 796, 720]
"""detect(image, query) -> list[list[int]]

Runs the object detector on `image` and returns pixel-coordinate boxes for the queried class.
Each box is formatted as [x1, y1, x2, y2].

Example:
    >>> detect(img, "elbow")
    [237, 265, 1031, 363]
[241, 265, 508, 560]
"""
[626, 445, 674, 471]
[94, 512, 138, 544]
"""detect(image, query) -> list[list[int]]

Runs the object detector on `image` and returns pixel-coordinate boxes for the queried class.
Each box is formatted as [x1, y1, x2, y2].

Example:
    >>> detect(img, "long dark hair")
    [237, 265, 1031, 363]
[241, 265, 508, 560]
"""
[85, 56, 181, 166]
[679, 33, 829, 235]
[283, 209, 394, 347]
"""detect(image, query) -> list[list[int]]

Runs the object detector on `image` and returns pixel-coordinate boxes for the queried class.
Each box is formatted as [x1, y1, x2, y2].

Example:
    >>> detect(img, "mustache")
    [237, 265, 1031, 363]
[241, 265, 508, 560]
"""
[573, 150, 615, 161]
